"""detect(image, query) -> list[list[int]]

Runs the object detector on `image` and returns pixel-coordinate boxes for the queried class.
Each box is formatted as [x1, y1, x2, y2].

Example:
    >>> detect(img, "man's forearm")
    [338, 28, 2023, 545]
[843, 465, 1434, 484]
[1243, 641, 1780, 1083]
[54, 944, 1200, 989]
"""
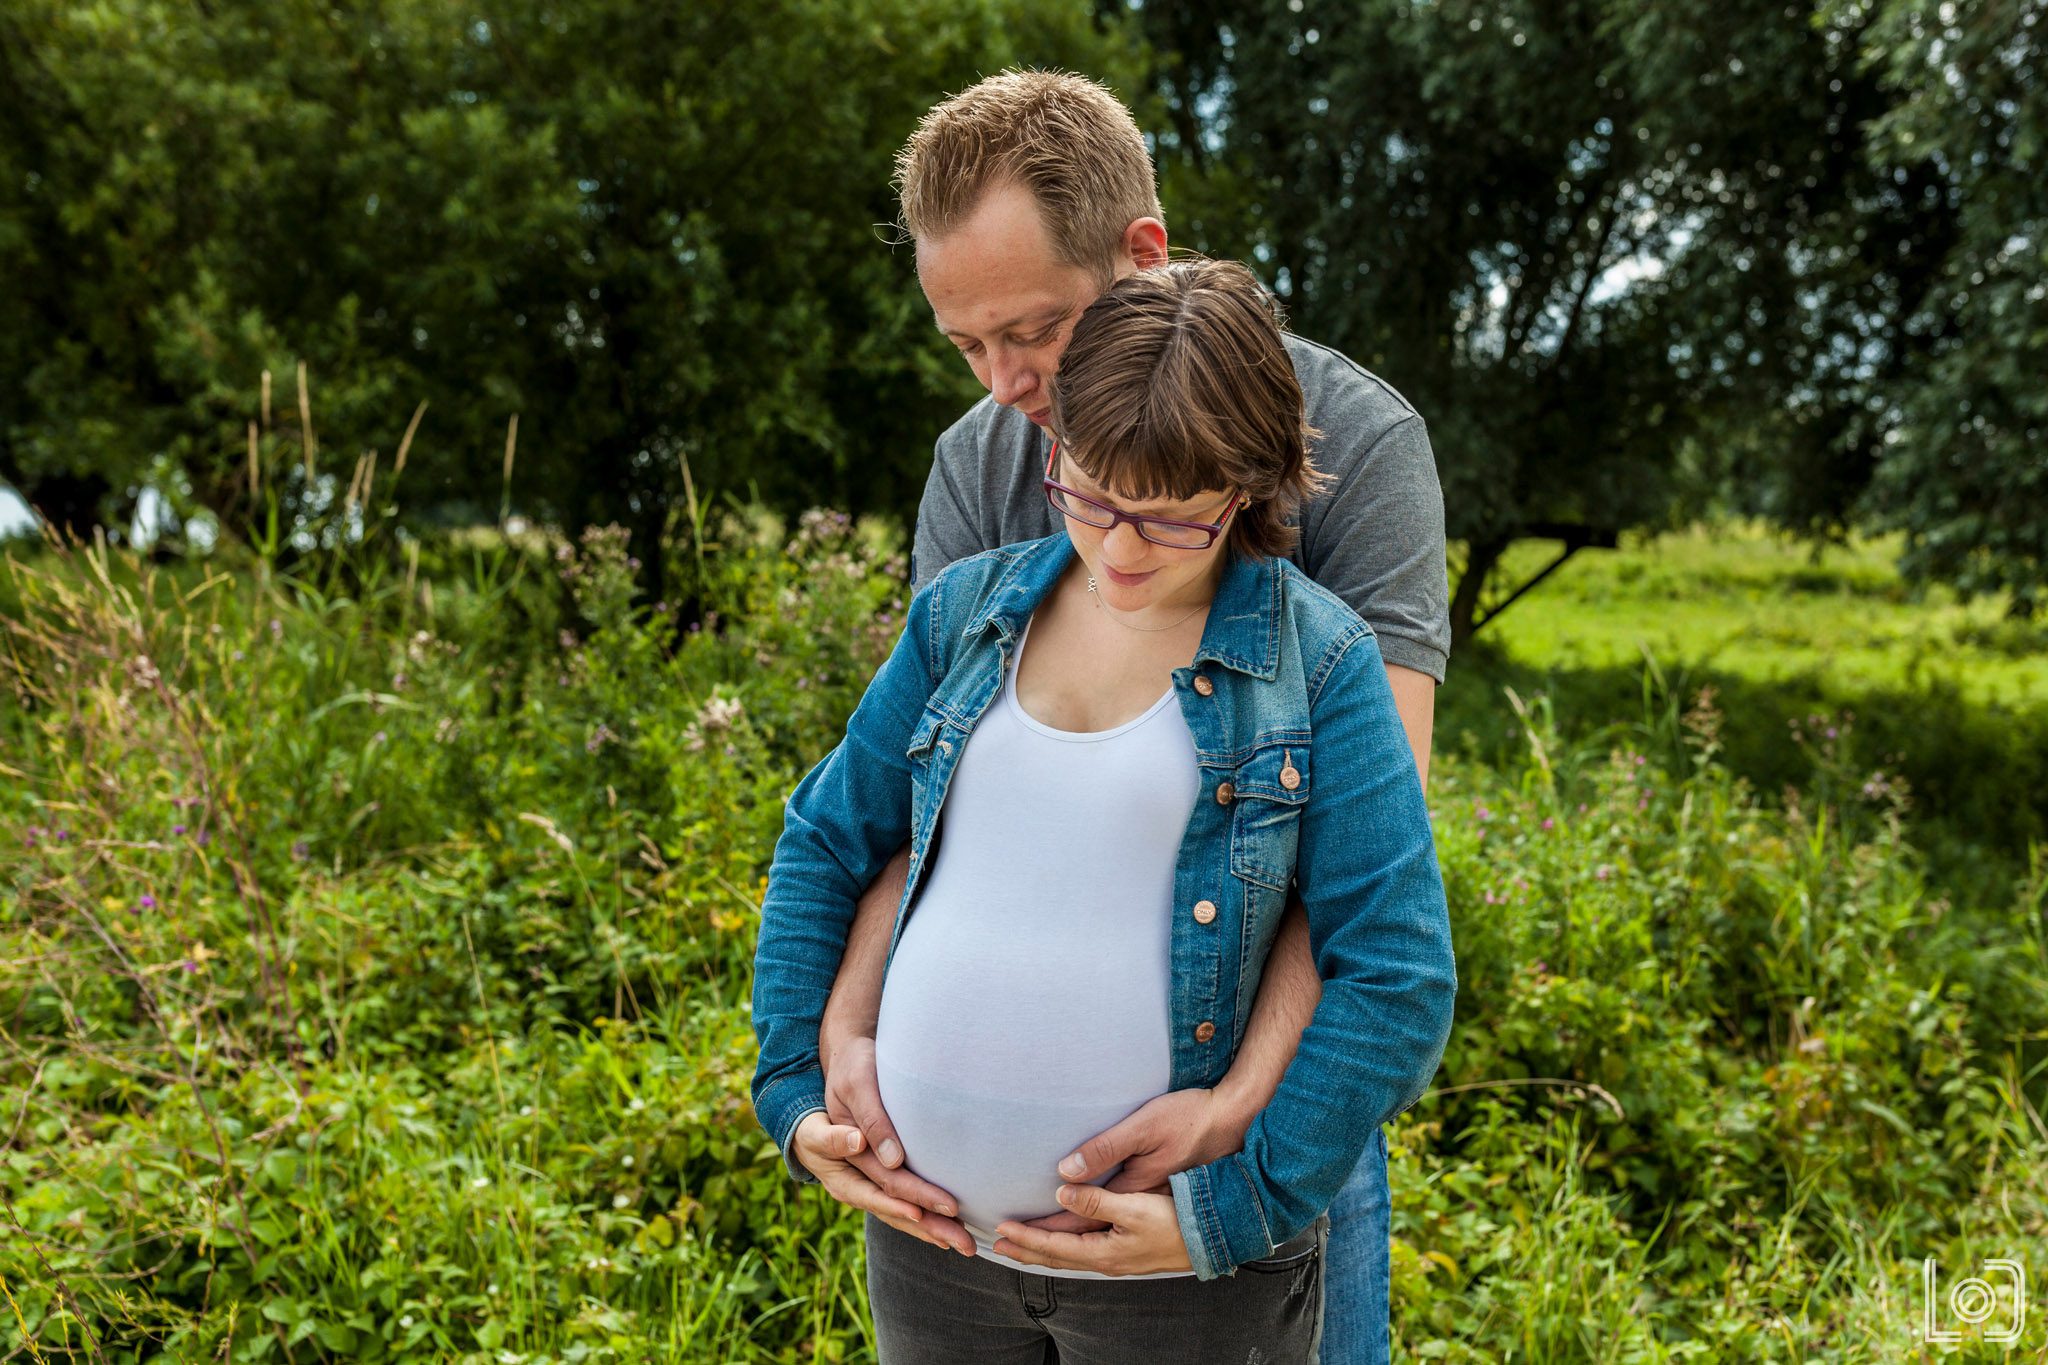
[818, 842, 911, 1075]
[1212, 898, 1320, 1122]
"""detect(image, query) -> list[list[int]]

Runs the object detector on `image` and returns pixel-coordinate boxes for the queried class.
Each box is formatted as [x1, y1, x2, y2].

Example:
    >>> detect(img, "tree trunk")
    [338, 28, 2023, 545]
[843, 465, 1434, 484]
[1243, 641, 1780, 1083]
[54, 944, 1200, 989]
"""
[1449, 535, 1509, 650]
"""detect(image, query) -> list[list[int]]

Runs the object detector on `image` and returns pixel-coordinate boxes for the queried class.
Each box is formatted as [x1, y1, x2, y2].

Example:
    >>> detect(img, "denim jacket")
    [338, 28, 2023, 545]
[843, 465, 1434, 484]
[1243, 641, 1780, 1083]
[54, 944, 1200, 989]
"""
[751, 533, 1456, 1279]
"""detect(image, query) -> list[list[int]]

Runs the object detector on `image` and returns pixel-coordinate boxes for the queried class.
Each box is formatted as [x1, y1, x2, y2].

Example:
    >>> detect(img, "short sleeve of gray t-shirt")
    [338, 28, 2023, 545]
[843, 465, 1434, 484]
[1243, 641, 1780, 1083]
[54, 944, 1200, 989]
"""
[910, 333, 1452, 682]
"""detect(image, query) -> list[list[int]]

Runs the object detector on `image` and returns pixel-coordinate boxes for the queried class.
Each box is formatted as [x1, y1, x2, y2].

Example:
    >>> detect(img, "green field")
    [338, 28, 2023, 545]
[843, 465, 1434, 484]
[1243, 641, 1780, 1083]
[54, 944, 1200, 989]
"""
[2, 513, 2043, 1363]
[1475, 524, 2047, 710]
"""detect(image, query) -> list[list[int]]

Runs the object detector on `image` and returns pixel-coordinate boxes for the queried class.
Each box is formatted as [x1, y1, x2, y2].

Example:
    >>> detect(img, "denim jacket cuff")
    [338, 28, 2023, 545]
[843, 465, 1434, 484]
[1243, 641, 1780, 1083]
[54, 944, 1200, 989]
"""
[756, 1070, 828, 1186]
[1168, 1159, 1276, 1280]
[1173, 1152, 1290, 1279]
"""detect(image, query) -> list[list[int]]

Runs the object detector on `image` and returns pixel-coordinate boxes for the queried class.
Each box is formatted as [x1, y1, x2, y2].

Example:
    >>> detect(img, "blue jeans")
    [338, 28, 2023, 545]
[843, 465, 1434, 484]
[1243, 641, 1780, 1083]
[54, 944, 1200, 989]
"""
[1321, 1125, 1391, 1365]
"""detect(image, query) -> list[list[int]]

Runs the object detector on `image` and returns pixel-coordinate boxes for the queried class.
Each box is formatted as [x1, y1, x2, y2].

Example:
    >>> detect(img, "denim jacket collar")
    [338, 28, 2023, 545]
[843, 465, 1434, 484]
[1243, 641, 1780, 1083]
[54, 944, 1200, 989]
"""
[961, 534, 1283, 682]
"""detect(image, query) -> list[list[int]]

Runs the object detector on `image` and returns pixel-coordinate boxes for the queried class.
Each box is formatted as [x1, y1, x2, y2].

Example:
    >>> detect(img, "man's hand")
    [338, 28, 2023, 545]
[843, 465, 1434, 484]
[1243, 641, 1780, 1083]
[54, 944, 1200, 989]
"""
[790, 1111, 976, 1256]
[994, 1186, 1192, 1276]
[1018, 1087, 1244, 1234]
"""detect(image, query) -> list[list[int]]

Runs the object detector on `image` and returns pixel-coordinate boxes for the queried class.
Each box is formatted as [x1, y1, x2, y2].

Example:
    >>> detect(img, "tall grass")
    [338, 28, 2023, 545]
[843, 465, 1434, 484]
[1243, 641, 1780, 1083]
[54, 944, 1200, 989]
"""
[1, 500, 2042, 1361]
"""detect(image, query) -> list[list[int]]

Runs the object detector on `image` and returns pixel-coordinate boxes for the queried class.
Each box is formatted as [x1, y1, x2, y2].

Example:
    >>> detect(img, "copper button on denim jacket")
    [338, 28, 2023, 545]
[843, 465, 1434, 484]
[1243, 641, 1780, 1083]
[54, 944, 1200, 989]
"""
[751, 533, 1456, 1280]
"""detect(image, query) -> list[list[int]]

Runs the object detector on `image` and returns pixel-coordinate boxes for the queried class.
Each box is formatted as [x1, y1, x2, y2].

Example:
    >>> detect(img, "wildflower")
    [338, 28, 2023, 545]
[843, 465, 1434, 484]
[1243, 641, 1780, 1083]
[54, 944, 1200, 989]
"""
[173, 824, 186, 836]
[400, 1315, 414, 1329]
[697, 695, 744, 731]
[1541, 817, 1554, 832]
[471, 1175, 490, 1189]
[268, 618, 283, 640]
[291, 839, 309, 861]
[612, 1194, 630, 1209]
[54, 830, 69, 842]
[621, 1154, 634, 1168]
[520, 1105, 534, 1117]
[197, 830, 210, 846]
[181, 959, 199, 973]
[231, 649, 244, 662]
[139, 894, 157, 910]
[1474, 804, 1492, 822]
[1594, 865, 1613, 881]
[628, 1096, 645, 1112]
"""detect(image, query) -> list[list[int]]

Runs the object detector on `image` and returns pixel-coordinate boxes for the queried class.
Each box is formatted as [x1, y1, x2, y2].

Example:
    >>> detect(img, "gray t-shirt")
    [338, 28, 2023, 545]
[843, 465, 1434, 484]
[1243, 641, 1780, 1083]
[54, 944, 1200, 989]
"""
[911, 332, 1452, 682]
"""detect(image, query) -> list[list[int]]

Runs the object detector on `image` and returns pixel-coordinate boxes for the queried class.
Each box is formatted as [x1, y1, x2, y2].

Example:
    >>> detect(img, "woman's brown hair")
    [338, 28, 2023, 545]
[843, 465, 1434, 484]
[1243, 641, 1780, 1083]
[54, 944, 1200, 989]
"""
[1048, 257, 1327, 559]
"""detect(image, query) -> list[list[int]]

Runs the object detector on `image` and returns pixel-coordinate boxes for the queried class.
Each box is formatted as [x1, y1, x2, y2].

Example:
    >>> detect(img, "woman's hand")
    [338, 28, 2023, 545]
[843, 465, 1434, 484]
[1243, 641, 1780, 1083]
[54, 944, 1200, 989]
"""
[790, 1112, 976, 1256]
[993, 1186, 1192, 1276]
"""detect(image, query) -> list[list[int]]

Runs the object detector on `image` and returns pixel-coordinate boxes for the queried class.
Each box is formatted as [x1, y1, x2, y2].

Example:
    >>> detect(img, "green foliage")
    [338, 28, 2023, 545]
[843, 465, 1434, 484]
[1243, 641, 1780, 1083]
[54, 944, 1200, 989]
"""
[1121, 0, 1944, 641]
[3, 508, 2044, 1360]
[0, 0, 1139, 542]
[1438, 525, 2048, 904]
[1850, 0, 2048, 619]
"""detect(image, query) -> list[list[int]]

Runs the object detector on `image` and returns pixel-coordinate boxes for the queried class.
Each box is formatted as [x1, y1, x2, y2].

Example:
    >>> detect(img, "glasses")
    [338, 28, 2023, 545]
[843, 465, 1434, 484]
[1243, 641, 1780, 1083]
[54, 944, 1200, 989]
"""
[1042, 444, 1245, 550]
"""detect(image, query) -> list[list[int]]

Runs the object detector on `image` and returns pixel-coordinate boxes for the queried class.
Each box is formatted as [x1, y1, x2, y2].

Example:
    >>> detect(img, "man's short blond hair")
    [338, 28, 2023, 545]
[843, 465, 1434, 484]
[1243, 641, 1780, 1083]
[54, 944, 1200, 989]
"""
[894, 69, 1164, 280]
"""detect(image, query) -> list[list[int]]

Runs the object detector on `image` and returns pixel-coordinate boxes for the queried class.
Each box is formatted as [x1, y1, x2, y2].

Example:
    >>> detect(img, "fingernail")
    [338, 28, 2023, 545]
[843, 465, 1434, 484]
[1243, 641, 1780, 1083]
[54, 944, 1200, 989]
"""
[879, 1139, 903, 1166]
[1058, 1155, 1084, 1179]
[1056, 1186, 1075, 1206]
[936, 1202, 955, 1217]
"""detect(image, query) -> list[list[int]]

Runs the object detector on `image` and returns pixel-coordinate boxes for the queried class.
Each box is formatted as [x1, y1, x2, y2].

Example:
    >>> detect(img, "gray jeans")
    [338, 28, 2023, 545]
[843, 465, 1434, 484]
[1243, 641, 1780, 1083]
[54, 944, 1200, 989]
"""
[863, 1212, 1327, 1364]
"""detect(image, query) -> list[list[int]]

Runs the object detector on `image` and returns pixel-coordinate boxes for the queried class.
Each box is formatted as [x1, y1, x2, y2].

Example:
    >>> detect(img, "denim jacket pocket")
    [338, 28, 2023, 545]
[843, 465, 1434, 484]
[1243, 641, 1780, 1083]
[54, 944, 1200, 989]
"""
[1227, 740, 1311, 893]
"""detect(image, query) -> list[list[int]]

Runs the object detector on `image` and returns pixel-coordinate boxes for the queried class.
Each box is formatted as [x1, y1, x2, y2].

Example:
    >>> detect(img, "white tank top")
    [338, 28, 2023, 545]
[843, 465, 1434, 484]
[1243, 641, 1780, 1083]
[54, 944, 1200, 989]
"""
[874, 616, 1202, 1279]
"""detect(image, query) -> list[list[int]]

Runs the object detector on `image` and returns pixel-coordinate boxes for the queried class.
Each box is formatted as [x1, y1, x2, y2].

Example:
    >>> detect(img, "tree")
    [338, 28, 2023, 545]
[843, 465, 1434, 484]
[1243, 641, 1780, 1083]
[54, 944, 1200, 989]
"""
[1122, 0, 1951, 643]
[1850, 0, 2046, 619]
[0, 0, 1141, 567]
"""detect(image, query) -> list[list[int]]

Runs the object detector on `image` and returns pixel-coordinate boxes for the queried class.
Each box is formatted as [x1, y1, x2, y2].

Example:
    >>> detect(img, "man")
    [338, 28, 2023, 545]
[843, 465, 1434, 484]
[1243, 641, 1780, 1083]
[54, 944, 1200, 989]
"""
[789, 70, 1449, 1365]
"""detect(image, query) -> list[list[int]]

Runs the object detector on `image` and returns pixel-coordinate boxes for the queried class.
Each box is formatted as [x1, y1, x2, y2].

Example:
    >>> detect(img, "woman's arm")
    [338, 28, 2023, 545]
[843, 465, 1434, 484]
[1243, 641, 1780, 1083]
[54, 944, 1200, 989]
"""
[750, 581, 942, 1182]
[1167, 625, 1457, 1278]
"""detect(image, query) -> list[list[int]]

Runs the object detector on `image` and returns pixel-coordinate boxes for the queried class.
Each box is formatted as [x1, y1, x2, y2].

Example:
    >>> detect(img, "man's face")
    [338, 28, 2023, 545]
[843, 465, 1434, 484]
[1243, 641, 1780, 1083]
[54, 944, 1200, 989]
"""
[916, 182, 1117, 429]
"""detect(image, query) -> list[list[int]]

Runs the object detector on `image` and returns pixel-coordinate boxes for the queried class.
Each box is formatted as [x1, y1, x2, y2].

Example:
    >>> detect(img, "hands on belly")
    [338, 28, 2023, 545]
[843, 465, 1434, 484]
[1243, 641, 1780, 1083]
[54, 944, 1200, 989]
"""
[819, 1038, 1242, 1275]
[995, 1185, 1192, 1276]
[806, 1036, 975, 1256]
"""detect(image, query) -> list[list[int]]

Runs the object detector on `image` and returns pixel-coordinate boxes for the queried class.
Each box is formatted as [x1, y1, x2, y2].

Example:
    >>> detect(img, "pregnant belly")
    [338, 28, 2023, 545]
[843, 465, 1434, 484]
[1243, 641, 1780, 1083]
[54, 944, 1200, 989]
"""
[873, 1060, 1155, 1245]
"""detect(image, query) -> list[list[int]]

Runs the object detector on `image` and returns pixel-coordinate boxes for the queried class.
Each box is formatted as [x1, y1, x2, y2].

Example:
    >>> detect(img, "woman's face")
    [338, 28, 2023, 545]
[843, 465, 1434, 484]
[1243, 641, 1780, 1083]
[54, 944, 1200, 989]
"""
[1052, 451, 1242, 616]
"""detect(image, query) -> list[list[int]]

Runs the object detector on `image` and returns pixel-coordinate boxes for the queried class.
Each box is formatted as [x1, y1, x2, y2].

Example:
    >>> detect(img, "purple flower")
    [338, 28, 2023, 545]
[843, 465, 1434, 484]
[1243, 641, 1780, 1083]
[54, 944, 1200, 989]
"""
[139, 894, 157, 910]
[173, 824, 186, 836]
[1594, 865, 1612, 881]
[181, 959, 199, 973]
[1825, 727, 1838, 740]
[291, 839, 309, 861]
[1541, 817, 1555, 832]
[197, 831, 210, 846]
[54, 830, 69, 842]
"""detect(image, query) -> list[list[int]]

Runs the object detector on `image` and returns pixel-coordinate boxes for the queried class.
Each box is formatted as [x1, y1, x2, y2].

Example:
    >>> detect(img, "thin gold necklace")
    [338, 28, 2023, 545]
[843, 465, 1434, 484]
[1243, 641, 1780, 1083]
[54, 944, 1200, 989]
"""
[1087, 576, 1207, 633]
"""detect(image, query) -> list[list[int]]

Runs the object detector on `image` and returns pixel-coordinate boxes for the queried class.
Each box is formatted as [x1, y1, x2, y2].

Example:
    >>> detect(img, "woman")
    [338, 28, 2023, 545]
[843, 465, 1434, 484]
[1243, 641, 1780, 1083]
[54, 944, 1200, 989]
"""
[752, 258, 1456, 1362]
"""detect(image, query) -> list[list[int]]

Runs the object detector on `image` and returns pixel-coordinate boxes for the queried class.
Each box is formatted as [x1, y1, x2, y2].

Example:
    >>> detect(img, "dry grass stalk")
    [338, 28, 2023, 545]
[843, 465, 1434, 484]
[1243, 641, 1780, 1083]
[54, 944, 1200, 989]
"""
[296, 361, 316, 479]
[393, 399, 427, 477]
[260, 368, 272, 430]
[499, 414, 519, 527]
[344, 452, 369, 515]
[246, 421, 260, 500]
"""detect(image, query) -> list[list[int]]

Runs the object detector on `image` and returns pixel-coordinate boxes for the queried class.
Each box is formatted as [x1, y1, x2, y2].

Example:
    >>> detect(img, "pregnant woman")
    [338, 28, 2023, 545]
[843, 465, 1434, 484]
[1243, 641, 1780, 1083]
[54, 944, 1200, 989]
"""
[751, 258, 1457, 1362]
